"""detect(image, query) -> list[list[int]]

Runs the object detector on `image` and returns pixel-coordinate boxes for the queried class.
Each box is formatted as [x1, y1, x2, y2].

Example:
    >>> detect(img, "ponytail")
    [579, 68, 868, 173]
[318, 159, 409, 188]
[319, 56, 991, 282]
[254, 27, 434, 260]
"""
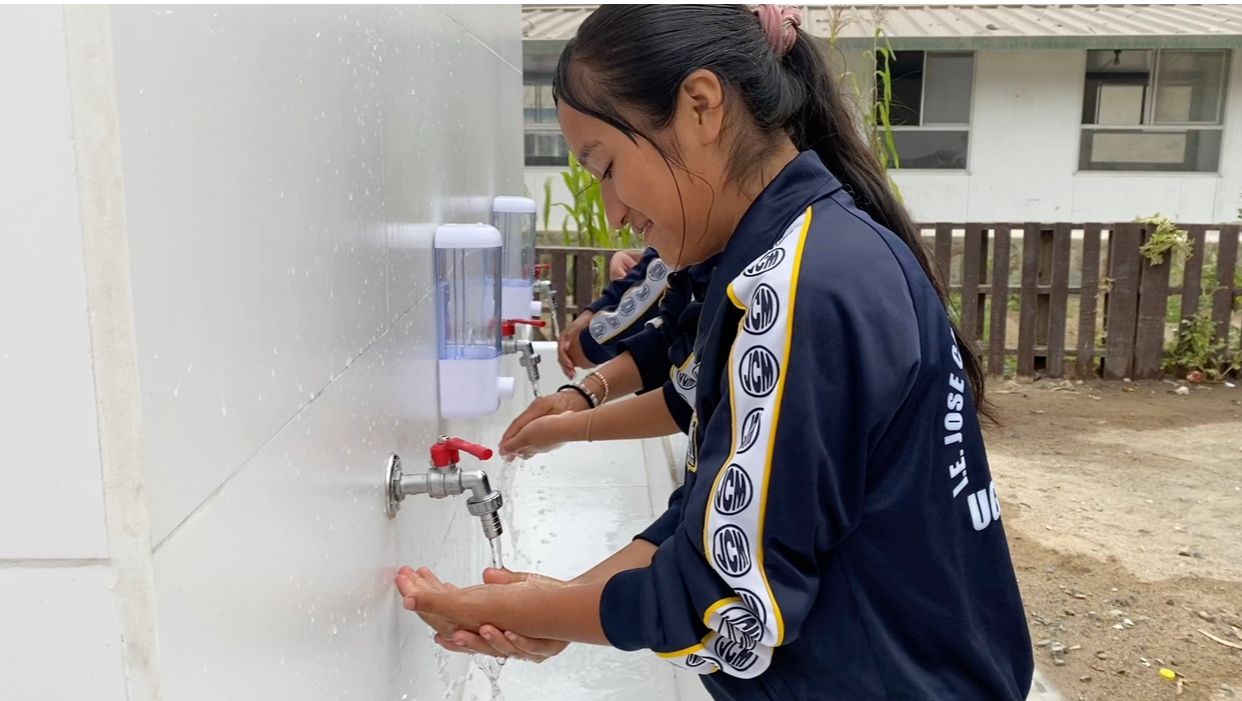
[784, 34, 992, 421]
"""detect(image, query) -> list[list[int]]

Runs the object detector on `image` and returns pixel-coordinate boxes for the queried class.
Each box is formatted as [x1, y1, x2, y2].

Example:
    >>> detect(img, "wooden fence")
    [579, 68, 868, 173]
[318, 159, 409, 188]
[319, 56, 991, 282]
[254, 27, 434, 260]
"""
[537, 222, 1242, 379]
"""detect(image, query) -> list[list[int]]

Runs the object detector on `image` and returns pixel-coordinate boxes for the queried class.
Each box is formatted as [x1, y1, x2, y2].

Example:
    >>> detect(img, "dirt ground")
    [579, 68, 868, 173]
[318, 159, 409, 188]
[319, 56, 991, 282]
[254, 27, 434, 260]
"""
[988, 378, 1242, 701]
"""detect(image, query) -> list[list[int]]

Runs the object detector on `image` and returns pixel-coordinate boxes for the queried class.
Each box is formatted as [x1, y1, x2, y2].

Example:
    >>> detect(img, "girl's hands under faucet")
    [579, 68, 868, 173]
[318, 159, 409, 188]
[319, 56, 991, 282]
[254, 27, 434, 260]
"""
[499, 413, 573, 460]
[467, 568, 570, 662]
[499, 391, 587, 459]
[396, 566, 570, 662]
[395, 567, 473, 647]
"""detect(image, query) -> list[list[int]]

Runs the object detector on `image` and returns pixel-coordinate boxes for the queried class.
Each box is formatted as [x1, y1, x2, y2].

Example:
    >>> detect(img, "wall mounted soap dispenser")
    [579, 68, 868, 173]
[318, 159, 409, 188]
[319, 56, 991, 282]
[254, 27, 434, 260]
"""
[492, 196, 561, 336]
[492, 196, 541, 321]
[434, 223, 515, 417]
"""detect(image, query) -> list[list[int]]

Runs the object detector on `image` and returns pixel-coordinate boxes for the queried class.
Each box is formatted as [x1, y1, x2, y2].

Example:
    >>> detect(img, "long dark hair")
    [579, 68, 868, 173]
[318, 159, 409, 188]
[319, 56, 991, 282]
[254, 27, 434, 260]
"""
[554, 4, 990, 417]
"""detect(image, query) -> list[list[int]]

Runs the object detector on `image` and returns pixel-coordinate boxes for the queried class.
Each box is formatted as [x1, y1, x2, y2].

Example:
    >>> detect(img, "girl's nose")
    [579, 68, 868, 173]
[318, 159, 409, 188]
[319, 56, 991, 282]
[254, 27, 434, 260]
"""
[599, 179, 628, 232]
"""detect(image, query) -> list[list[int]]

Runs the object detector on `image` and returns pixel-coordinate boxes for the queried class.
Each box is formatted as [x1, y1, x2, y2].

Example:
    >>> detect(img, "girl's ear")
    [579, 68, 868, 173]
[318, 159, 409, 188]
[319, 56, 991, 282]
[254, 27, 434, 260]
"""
[677, 69, 725, 146]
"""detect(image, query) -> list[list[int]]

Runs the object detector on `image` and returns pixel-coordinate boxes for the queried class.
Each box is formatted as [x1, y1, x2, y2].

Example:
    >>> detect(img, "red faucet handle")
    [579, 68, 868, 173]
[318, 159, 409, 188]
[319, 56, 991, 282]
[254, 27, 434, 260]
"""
[501, 318, 547, 336]
[430, 437, 494, 468]
[533, 263, 552, 279]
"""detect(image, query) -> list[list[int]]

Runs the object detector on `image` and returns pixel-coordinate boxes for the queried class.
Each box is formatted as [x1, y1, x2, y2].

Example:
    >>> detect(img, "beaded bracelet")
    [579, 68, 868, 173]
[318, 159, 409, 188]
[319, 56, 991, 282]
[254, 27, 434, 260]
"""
[586, 370, 611, 405]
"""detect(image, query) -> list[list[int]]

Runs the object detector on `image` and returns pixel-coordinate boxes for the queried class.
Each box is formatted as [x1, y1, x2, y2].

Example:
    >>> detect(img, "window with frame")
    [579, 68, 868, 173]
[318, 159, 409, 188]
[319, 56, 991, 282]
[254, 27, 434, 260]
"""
[524, 75, 569, 167]
[1080, 49, 1228, 172]
[883, 51, 975, 170]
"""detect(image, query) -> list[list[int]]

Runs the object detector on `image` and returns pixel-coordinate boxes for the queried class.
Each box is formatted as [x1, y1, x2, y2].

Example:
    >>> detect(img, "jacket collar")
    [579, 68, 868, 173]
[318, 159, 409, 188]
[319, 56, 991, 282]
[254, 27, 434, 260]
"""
[707, 151, 842, 302]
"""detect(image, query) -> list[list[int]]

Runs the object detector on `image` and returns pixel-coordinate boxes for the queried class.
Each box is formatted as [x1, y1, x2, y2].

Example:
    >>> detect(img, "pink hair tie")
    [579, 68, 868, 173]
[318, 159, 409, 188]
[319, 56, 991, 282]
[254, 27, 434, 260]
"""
[754, 4, 803, 57]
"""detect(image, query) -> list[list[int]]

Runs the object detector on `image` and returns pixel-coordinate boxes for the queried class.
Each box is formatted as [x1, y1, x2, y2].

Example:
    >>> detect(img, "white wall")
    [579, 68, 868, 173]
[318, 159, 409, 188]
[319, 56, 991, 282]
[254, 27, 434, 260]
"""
[2, 5, 527, 699]
[895, 48, 1242, 224]
[892, 49, 1084, 223]
[1069, 48, 1242, 224]
[0, 7, 127, 699]
[525, 47, 1242, 229]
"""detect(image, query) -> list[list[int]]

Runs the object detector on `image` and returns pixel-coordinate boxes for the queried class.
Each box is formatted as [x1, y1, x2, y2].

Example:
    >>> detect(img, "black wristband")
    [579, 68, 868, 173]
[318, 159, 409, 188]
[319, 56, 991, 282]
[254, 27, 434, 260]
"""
[557, 384, 595, 409]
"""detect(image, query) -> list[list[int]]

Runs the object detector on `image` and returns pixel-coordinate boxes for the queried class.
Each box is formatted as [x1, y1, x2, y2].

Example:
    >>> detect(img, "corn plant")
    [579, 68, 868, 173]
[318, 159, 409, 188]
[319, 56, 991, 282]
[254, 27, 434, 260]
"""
[541, 178, 553, 234]
[548, 152, 634, 248]
[864, 29, 901, 173]
[832, 8, 902, 194]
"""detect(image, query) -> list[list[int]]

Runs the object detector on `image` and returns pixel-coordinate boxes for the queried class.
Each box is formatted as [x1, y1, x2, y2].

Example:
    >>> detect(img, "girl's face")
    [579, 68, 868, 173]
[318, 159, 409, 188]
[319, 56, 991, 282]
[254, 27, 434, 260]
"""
[557, 76, 736, 269]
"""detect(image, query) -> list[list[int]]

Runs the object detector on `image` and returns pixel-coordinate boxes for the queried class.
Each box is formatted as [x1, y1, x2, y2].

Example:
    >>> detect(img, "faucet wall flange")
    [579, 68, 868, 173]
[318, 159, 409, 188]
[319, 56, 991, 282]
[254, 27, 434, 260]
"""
[385, 453, 404, 518]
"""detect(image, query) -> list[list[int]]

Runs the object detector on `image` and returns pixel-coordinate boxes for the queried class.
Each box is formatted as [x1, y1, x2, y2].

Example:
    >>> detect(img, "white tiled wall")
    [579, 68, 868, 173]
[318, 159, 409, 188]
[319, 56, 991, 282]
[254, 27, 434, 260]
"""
[0, 5, 109, 561]
[0, 7, 123, 699]
[0, 567, 128, 699]
[2, 4, 526, 699]
[107, 4, 523, 546]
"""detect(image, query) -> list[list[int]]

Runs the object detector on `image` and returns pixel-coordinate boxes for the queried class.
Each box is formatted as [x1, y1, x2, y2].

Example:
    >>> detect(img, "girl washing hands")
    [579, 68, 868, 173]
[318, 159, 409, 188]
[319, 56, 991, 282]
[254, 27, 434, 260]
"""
[397, 6, 1033, 698]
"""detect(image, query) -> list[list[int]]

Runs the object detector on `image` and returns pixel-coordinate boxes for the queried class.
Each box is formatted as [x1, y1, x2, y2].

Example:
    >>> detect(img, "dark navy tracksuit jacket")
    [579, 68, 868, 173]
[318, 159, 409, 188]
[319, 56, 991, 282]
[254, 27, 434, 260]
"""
[580, 245, 715, 432]
[579, 247, 665, 364]
[632, 259, 713, 433]
[599, 152, 1033, 700]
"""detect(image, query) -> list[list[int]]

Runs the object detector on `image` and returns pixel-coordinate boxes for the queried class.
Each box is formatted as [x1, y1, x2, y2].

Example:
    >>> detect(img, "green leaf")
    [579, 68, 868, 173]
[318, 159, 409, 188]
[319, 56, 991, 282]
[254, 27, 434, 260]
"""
[542, 179, 553, 233]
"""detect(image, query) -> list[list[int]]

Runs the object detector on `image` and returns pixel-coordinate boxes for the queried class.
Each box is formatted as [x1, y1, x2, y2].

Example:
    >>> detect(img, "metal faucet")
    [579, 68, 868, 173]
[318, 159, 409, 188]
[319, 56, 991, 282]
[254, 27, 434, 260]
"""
[536, 281, 562, 337]
[532, 264, 563, 338]
[385, 436, 503, 541]
[501, 319, 544, 397]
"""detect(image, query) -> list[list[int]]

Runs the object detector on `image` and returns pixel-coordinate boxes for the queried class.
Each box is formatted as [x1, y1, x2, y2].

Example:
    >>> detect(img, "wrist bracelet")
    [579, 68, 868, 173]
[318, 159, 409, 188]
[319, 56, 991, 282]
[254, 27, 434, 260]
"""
[587, 370, 611, 405]
[557, 384, 596, 409]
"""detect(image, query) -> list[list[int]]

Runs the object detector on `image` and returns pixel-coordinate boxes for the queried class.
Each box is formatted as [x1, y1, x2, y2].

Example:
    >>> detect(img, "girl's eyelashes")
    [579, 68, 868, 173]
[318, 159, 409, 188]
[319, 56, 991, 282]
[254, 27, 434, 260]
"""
[576, 165, 611, 196]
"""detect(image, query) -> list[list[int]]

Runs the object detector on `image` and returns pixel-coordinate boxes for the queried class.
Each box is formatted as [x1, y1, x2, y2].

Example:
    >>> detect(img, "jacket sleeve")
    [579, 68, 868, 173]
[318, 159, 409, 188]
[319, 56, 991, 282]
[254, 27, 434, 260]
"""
[598, 208, 921, 679]
[617, 282, 704, 400]
[661, 381, 694, 434]
[635, 484, 686, 546]
[585, 247, 659, 313]
[581, 252, 669, 364]
[614, 322, 675, 392]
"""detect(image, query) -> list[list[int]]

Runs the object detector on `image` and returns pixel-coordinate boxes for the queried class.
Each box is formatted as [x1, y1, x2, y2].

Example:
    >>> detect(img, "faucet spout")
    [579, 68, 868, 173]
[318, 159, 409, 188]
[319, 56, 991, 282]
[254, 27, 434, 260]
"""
[461, 469, 504, 540]
[517, 342, 540, 395]
[535, 281, 562, 337]
[502, 323, 543, 396]
[459, 469, 494, 501]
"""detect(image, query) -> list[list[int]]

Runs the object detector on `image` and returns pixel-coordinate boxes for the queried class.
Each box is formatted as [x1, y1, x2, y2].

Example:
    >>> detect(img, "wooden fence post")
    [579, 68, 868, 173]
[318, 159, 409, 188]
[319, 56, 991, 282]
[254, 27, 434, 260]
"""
[1103, 223, 1143, 380]
[1018, 223, 1041, 376]
[960, 224, 987, 345]
[572, 250, 595, 317]
[987, 225, 1011, 376]
[1178, 225, 1208, 326]
[1133, 224, 1172, 380]
[1075, 224, 1103, 378]
[934, 223, 953, 290]
[1211, 225, 1240, 346]
[1046, 223, 1072, 377]
[549, 250, 568, 329]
